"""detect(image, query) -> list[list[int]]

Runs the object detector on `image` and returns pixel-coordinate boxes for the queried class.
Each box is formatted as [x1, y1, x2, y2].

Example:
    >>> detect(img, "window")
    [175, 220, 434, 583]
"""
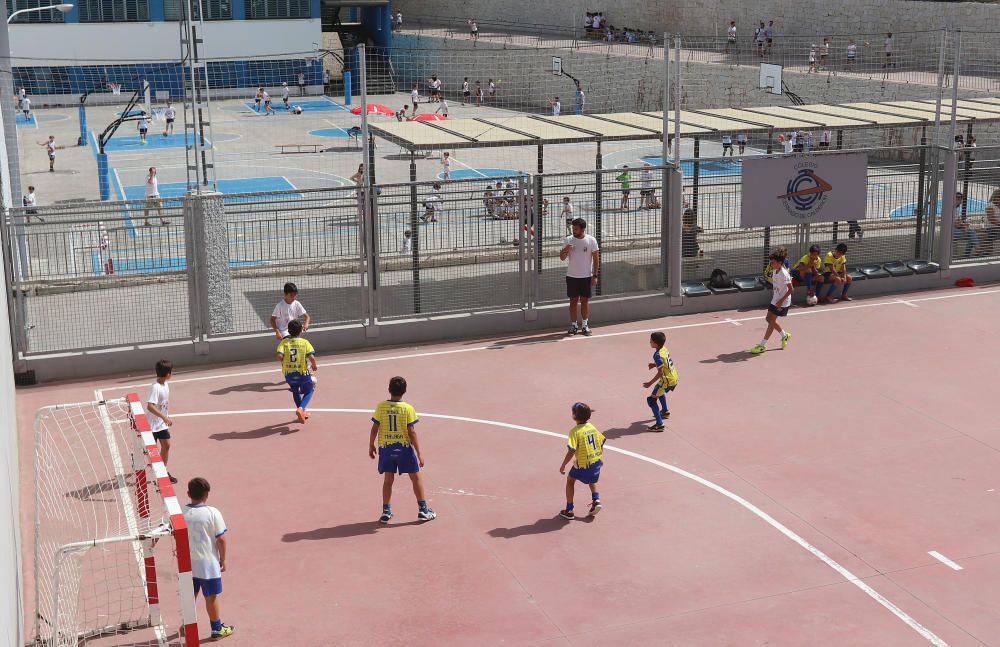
[244, 0, 309, 20]
[6, 0, 66, 22]
[164, 0, 231, 20]
[78, 0, 149, 22]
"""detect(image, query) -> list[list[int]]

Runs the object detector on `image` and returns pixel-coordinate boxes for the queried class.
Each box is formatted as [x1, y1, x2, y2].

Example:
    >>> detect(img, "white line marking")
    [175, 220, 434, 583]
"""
[724, 318, 743, 326]
[166, 407, 949, 646]
[896, 299, 920, 308]
[928, 551, 963, 571]
[96, 288, 1000, 393]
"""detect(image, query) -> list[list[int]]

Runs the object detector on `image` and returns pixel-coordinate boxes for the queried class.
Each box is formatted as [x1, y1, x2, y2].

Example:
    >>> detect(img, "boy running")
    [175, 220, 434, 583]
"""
[163, 102, 176, 137]
[821, 242, 853, 302]
[277, 320, 318, 424]
[750, 250, 793, 354]
[262, 90, 274, 115]
[643, 332, 678, 431]
[146, 359, 178, 484]
[558, 402, 605, 519]
[271, 282, 310, 339]
[254, 87, 262, 112]
[182, 477, 234, 640]
[369, 376, 436, 523]
[791, 244, 824, 304]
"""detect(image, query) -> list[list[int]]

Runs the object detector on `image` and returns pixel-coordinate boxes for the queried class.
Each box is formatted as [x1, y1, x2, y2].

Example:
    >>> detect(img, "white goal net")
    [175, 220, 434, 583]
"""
[32, 395, 198, 646]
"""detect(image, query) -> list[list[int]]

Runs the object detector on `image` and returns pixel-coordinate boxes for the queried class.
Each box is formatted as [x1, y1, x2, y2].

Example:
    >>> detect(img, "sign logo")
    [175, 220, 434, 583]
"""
[776, 164, 833, 219]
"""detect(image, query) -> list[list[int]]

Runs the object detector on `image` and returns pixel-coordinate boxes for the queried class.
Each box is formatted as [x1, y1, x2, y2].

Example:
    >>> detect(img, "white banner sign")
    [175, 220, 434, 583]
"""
[740, 153, 868, 227]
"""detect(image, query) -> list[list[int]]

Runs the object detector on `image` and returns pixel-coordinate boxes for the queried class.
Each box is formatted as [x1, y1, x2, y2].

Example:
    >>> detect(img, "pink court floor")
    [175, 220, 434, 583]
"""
[16, 284, 1000, 646]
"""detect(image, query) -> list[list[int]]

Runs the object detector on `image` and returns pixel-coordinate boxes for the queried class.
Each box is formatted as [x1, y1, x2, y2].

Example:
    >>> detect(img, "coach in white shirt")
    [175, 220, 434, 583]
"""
[559, 217, 600, 336]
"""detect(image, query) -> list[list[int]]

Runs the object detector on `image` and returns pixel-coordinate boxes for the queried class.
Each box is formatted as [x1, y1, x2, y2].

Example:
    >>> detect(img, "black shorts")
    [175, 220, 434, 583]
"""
[463, 91, 470, 98]
[166, 118, 174, 124]
[153, 429, 171, 440]
[566, 276, 593, 299]
[819, 142, 830, 147]
[767, 303, 789, 317]
[640, 189, 653, 196]
[723, 143, 733, 150]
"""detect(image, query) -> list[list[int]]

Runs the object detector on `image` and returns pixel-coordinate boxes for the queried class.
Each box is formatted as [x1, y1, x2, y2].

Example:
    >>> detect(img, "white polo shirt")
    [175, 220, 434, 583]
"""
[771, 267, 792, 307]
[146, 381, 170, 432]
[565, 234, 599, 278]
[182, 504, 227, 580]
[145, 176, 159, 198]
[272, 299, 307, 336]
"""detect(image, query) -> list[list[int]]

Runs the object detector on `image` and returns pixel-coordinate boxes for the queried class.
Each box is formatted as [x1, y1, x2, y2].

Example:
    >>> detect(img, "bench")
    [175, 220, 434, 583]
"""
[275, 143, 322, 154]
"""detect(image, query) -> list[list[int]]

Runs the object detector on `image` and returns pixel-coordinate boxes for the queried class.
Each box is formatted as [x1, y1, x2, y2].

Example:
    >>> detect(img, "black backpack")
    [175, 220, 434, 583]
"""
[709, 268, 732, 289]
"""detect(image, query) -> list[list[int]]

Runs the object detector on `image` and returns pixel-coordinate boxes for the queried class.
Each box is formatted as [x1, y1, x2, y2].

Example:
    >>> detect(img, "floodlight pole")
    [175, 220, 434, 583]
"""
[0, 5, 29, 283]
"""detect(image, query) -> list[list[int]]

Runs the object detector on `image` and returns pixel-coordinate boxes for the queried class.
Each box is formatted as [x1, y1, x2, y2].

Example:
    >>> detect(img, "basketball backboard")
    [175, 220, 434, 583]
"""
[552, 56, 562, 76]
[759, 63, 782, 95]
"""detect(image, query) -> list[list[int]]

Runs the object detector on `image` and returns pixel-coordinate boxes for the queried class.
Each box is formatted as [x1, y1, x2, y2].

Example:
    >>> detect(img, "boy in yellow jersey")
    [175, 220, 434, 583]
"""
[791, 244, 825, 305]
[643, 331, 678, 431]
[276, 320, 318, 424]
[369, 376, 436, 523]
[821, 242, 853, 303]
[559, 402, 605, 519]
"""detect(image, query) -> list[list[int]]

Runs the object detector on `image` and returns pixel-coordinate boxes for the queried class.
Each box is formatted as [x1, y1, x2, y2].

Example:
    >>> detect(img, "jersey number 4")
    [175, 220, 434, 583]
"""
[586, 434, 598, 451]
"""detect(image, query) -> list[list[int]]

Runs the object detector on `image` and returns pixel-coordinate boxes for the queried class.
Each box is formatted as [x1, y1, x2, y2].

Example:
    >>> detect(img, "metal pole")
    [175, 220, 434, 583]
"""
[661, 32, 670, 290]
[409, 152, 420, 314]
[673, 35, 681, 160]
[927, 29, 949, 257]
[595, 140, 603, 284]
[1, 6, 28, 281]
[939, 148, 957, 270]
[692, 137, 700, 214]
[961, 121, 972, 218]
[949, 31, 960, 154]
[358, 44, 378, 330]
[915, 125, 927, 257]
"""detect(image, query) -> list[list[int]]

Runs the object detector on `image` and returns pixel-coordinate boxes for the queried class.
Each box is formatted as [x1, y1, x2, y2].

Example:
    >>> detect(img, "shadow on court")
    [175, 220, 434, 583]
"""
[209, 421, 299, 440]
[700, 350, 760, 364]
[602, 421, 653, 440]
[209, 381, 288, 396]
[487, 515, 573, 538]
[283, 519, 425, 541]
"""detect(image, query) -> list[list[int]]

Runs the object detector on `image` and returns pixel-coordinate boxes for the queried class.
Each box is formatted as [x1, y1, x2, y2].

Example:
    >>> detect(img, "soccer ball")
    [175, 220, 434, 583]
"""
[806, 295, 818, 306]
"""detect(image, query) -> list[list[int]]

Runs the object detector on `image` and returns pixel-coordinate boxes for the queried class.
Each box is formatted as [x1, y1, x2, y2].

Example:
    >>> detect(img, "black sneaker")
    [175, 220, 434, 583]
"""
[379, 509, 393, 524]
[588, 500, 602, 517]
[647, 423, 664, 432]
[567, 324, 579, 336]
[559, 509, 575, 520]
[168, 474, 178, 484]
[661, 411, 670, 420]
[581, 326, 593, 337]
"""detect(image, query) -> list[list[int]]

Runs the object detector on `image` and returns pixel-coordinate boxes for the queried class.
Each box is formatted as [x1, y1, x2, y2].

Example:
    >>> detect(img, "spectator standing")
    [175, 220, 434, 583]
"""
[616, 165, 631, 211]
[298, 71, 306, 96]
[808, 44, 818, 73]
[765, 21, 774, 55]
[441, 151, 451, 180]
[143, 167, 167, 227]
[550, 96, 561, 116]
[883, 33, 894, 69]
[428, 75, 442, 102]
[575, 86, 585, 115]
[561, 197, 574, 233]
[584, 12, 594, 35]
[395, 11, 402, 31]
[400, 230, 413, 255]
[468, 18, 478, 40]
[846, 39, 858, 69]
[781, 133, 794, 154]
[462, 78, 470, 105]
[721, 133, 733, 156]
[559, 218, 600, 336]
[422, 183, 442, 222]
[488, 79, 497, 101]
[323, 69, 331, 92]
[755, 22, 766, 58]
[137, 115, 149, 144]
[820, 38, 830, 70]
[17, 86, 25, 109]
[820, 129, 832, 148]
[639, 164, 655, 209]
[163, 102, 177, 137]
[23, 185, 42, 223]
[281, 82, 290, 110]
[411, 83, 420, 109]
[271, 282, 310, 340]
[20, 96, 31, 122]
[726, 21, 737, 53]
[737, 132, 747, 156]
[475, 80, 484, 107]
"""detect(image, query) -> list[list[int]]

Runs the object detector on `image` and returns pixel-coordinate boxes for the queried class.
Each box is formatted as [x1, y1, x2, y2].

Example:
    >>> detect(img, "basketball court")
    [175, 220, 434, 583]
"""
[14, 282, 1000, 645]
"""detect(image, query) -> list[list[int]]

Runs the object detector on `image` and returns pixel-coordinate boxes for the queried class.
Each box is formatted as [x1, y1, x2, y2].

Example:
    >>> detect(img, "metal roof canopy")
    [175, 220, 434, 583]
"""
[371, 97, 999, 152]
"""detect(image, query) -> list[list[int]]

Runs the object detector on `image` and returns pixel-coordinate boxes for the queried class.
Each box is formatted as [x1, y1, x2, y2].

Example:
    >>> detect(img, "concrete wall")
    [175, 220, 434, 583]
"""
[396, 0, 1000, 39]
[1, 260, 23, 646]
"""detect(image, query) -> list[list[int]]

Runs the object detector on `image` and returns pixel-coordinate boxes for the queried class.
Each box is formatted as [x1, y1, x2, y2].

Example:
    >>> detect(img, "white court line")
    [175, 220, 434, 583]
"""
[98, 287, 1000, 393]
[724, 318, 743, 326]
[161, 406, 949, 647]
[896, 299, 920, 308]
[928, 551, 963, 571]
[448, 156, 490, 179]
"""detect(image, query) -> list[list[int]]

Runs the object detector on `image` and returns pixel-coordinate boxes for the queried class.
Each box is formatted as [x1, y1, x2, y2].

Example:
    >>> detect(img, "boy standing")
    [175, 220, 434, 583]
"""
[271, 282, 310, 340]
[39, 135, 57, 172]
[821, 242, 853, 302]
[643, 332, 678, 431]
[182, 477, 234, 640]
[163, 101, 176, 137]
[277, 320, 318, 424]
[558, 402, 605, 519]
[750, 250, 793, 354]
[369, 376, 436, 523]
[146, 359, 178, 484]
[560, 217, 600, 336]
[137, 115, 149, 144]
[616, 166, 631, 211]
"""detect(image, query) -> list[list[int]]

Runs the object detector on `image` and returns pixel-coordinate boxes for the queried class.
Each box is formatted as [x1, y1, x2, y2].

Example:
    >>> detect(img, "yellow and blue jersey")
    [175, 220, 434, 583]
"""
[652, 347, 678, 387]
[824, 251, 846, 274]
[277, 336, 315, 375]
[795, 253, 821, 273]
[567, 422, 605, 468]
[372, 400, 419, 447]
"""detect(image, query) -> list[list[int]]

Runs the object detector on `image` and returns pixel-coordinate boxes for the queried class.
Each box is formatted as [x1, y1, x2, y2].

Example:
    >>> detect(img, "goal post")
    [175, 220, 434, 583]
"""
[32, 394, 199, 646]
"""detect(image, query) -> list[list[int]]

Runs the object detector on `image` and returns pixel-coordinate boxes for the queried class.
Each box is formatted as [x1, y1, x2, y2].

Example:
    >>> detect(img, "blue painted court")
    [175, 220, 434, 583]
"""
[640, 156, 742, 178]
[120, 177, 301, 204]
[15, 114, 36, 127]
[243, 98, 348, 114]
[890, 198, 987, 219]
[439, 168, 529, 180]
[308, 127, 355, 138]
[95, 132, 210, 153]
[91, 253, 265, 276]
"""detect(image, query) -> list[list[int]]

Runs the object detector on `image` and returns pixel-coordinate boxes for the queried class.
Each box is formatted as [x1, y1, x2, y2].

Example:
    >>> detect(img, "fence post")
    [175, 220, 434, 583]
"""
[667, 167, 683, 301]
[915, 129, 927, 258]
[938, 148, 957, 270]
[526, 175, 539, 320]
[409, 154, 421, 315]
[189, 192, 234, 336]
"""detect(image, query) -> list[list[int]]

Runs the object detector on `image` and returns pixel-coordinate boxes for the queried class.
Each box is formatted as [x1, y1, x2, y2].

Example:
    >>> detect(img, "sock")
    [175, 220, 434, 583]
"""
[383, 504, 391, 511]
[299, 386, 314, 410]
[211, 620, 222, 632]
[565, 502, 574, 512]
[582, 319, 589, 328]
[842, 282, 851, 296]
[418, 499, 428, 510]
[658, 394, 668, 413]
[759, 338, 767, 347]
[825, 283, 837, 298]
[804, 273, 813, 290]
[647, 395, 663, 426]
[291, 390, 302, 408]
[592, 491, 600, 502]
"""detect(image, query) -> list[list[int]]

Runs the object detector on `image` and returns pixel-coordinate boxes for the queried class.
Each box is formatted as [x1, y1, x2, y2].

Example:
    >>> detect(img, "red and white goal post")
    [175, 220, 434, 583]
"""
[32, 393, 199, 646]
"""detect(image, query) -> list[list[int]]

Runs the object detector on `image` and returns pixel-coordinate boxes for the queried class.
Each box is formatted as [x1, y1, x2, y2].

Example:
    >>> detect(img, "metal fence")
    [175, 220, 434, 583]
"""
[2, 147, 971, 357]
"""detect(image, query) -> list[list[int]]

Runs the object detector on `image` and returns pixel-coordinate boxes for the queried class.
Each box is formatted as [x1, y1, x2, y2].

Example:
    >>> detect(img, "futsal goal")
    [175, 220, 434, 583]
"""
[32, 394, 199, 646]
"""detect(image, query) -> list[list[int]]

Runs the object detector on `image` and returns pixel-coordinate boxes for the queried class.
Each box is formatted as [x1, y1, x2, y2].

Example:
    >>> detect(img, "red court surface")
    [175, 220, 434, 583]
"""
[16, 283, 1000, 646]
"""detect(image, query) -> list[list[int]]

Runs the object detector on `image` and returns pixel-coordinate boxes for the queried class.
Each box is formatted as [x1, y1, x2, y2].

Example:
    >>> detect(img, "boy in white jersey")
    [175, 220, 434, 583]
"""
[21, 96, 31, 122]
[281, 82, 290, 110]
[750, 250, 793, 354]
[163, 101, 176, 136]
[462, 77, 470, 104]
[137, 115, 149, 144]
[411, 83, 419, 109]
[146, 359, 179, 483]
[38, 135, 58, 172]
[182, 478, 234, 640]
[441, 151, 451, 180]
